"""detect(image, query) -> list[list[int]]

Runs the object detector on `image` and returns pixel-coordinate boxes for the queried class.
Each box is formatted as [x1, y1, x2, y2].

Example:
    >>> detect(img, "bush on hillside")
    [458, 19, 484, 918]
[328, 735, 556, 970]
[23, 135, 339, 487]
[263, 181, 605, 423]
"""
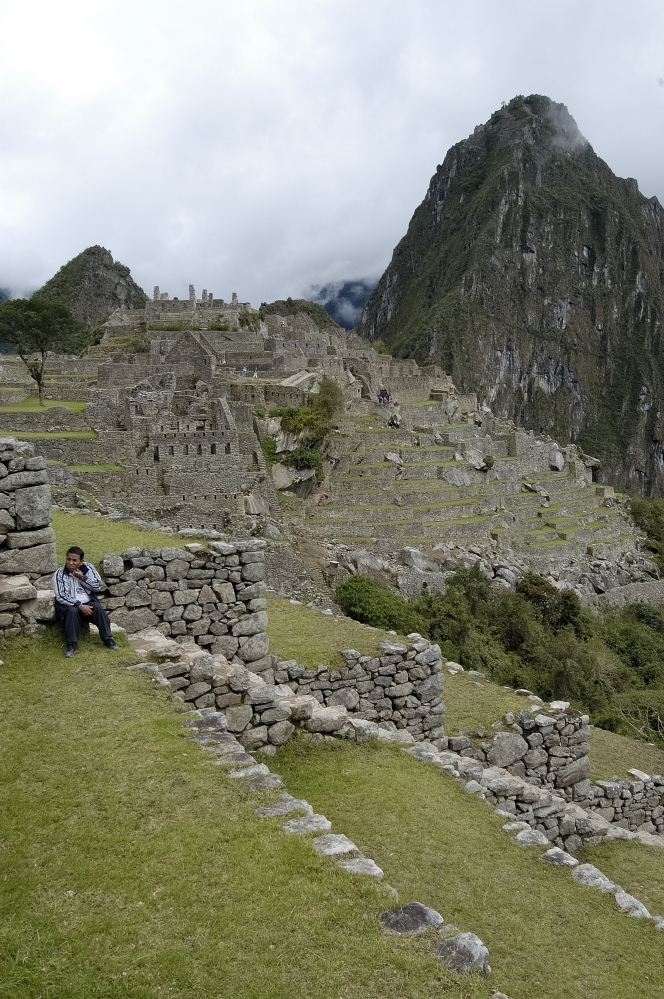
[630, 497, 664, 570]
[335, 576, 427, 635]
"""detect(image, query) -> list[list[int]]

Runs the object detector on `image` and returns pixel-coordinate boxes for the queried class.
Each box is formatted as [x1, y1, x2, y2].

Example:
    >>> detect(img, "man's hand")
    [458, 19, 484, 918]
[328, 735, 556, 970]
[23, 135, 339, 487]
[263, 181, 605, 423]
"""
[71, 568, 85, 579]
[80, 603, 94, 616]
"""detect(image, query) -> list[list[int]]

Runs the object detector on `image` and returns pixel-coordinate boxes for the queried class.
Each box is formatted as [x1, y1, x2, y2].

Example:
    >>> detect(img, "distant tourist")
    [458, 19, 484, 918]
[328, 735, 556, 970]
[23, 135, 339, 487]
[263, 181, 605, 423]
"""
[53, 547, 119, 658]
[253, 367, 258, 378]
[388, 414, 401, 429]
[242, 366, 247, 377]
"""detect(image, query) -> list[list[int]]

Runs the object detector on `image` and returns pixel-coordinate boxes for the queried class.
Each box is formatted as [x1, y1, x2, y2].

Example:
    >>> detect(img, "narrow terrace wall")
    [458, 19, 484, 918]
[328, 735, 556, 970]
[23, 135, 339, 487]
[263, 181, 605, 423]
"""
[0, 437, 57, 637]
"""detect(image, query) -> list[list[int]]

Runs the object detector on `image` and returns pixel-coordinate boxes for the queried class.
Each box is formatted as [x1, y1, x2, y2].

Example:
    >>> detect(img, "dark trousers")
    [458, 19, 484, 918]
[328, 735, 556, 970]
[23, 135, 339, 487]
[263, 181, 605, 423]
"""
[55, 598, 113, 645]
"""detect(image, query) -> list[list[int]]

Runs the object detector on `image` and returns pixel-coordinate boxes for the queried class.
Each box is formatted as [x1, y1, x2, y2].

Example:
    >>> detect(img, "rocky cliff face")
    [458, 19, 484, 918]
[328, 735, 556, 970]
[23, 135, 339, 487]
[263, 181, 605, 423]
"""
[357, 95, 664, 495]
[33, 245, 148, 328]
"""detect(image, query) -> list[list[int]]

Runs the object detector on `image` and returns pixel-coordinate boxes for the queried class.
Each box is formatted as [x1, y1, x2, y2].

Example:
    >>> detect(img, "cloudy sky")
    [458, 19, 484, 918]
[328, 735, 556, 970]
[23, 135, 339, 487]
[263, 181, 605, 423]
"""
[1, 0, 663, 307]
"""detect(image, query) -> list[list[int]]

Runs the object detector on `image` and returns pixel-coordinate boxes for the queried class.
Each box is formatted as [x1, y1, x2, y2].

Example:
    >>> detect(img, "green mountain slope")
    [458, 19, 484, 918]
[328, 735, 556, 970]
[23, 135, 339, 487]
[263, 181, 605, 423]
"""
[356, 95, 664, 495]
[33, 245, 148, 327]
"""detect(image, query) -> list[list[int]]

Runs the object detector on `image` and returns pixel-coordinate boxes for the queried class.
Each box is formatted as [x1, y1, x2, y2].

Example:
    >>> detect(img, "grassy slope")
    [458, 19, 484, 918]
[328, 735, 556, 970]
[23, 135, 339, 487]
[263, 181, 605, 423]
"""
[0, 397, 87, 412]
[51, 511, 204, 566]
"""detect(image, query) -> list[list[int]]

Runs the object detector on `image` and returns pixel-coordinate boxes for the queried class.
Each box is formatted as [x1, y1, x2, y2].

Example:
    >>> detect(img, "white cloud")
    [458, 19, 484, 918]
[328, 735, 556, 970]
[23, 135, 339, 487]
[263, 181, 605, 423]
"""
[1, 0, 663, 302]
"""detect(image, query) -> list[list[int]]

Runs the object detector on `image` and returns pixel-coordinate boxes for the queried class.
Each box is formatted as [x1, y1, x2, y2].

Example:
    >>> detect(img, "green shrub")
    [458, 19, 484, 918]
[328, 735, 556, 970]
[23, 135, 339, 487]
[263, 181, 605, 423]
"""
[630, 497, 664, 569]
[483, 454, 495, 469]
[335, 577, 427, 634]
[207, 320, 230, 331]
[260, 437, 277, 470]
[283, 446, 323, 481]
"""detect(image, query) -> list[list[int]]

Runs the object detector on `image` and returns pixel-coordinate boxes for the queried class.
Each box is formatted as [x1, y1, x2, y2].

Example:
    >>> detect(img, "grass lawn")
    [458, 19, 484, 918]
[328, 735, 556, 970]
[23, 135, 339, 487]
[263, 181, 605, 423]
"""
[0, 397, 87, 413]
[52, 510, 206, 566]
[266, 596, 403, 669]
[275, 738, 664, 999]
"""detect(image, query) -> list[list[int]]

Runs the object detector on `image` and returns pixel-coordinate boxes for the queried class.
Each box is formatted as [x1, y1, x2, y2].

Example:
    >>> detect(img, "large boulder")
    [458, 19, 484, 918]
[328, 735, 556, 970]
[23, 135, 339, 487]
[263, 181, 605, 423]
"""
[110, 606, 159, 634]
[102, 553, 125, 577]
[486, 732, 528, 768]
[20, 589, 55, 621]
[306, 705, 348, 733]
[0, 542, 57, 575]
[432, 933, 491, 975]
[401, 547, 440, 572]
[5, 526, 55, 549]
[380, 902, 443, 934]
[554, 755, 591, 788]
[126, 627, 182, 660]
[237, 632, 270, 662]
[14, 484, 51, 529]
[0, 574, 36, 602]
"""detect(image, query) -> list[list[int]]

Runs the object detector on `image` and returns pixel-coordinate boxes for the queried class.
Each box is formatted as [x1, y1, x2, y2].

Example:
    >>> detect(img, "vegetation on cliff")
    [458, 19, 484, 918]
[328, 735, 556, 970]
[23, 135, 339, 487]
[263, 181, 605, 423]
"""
[336, 567, 664, 745]
[265, 375, 344, 481]
[259, 296, 341, 329]
[33, 245, 148, 327]
[357, 94, 664, 495]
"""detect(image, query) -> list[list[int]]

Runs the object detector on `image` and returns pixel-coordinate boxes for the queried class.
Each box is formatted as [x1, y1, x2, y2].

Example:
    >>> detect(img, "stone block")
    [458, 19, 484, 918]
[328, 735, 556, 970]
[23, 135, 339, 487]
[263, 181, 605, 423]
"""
[416, 672, 445, 702]
[554, 755, 591, 788]
[232, 610, 268, 637]
[184, 681, 212, 701]
[241, 562, 265, 582]
[236, 633, 270, 663]
[2, 469, 48, 491]
[240, 726, 268, 750]
[174, 589, 198, 606]
[151, 590, 174, 611]
[0, 574, 37, 602]
[327, 688, 360, 710]
[20, 589, 55, 621]
[212, 635, 240, 658]
[182, 603, 203, 621]
[0, 510, 14, 531]
[109, 607, 159, 634]
[166, 558, 190, 580]
[306, 705, 347, 733]
[0, 542, 57, 575]
[160, 547, 194, 562]
[163, 604, 184, 621]
[212, 580, 235, 603]
[125, 587, 152, 608]
[102, 554, 125, 577]
[268, 720, 295, 745]
[197, 584, 216, 605]
[5, 526, 55, 549]
[487, 732, 528, 768]
[225, 704, 253, 732]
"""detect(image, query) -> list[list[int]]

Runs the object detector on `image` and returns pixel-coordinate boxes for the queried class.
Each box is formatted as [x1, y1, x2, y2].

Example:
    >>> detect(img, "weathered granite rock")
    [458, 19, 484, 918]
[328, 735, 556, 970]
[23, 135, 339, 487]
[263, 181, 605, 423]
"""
[337, 856, 384, 877]
[380, 902, 444, 934]
[14, 484, 51, 529]
[254, 795, 313, 818]
[540, 848, 579, 867]
[512, 828, 549, 847]
[268, 720, 295, 745]
[312, 834, 358, 856]
[306, 705, 348, 733]
[237, 632, 270, 662]
[109, 606, 159, 633]
[0, 542, 57, 575]
[614, 892, 650, 918]
[282, 814, 332, 834]
[487, 732, 528, 768]
[225, 705, 253, 732]
[432, 932, 491, 975]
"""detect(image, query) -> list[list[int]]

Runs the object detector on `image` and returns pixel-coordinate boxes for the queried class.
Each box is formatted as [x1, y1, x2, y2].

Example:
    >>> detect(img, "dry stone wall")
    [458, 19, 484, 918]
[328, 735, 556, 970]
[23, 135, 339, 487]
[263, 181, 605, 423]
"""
[99, 540, 269, 664]
[0, 438, 57, 638]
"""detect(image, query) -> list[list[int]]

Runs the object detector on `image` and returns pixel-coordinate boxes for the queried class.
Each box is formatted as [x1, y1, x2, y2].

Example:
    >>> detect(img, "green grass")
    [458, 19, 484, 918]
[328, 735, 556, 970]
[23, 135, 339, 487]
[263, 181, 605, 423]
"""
[275, 738, 664, 999]
[52, 510, 205, 566]
[0, 396, 87, 413]
[67, 464, 124, 473]
[583, 838, 664, 918]
[267, 596, 401, 669]
[0, 429, 96, 438]
[589, 728, 664, 780]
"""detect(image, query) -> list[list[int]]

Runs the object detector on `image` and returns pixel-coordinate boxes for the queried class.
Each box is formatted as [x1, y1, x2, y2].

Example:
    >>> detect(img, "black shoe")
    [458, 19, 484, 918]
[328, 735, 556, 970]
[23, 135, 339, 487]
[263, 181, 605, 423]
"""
[103, 639, 119, 650]
[64, 644, 77, 658]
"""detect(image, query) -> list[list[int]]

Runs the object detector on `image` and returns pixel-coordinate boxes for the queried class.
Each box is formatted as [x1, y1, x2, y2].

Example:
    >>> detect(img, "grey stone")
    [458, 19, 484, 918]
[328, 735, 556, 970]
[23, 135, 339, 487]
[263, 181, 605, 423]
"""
[512, 828, 549, 847]
[432, 932, 490, 975]
[486, 732, 528, 768]
[109, 606, 159, 633]
[255, 796, 314, 817]
[337, 856, 384, 877]
[268, 720, 295, 745]
[125, 586, 152, 608]
[184, 681, 211, 701]
[326, 687, 360, 710]
[572, 864, 618, 891]
[554, 755, 591, 788]
[212, 635, 239, 658]
[380, 902, 444, 934]
[0, 542, 57, 575]
[614, 892, 650, 918]
[416, 672, 445, 702]
[312, 834, 358, 856]
[228, 763, 271, 779]
[306, 705, 347, 733]
[5, 526, 55, 549]
[540, 847, 579, 867]
[20, 589, 55, 621]
[0, 574, 37, 602]
[225, 705, 253, 732]
[102, 554, 125, 577]
[239, 726, 269, 750]
[236, 631, 270, 662]
[1, 469, 48, 491]
[260, 703, 292, 723]
[243, 773, 284, 790]
[231, 610, 268, 636]
[283, 814, 332, 834]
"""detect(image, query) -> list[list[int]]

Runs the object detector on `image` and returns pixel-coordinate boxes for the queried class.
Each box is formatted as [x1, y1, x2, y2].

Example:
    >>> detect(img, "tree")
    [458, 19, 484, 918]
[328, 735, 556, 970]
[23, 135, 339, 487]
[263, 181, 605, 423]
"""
[0, 298, 82, 405]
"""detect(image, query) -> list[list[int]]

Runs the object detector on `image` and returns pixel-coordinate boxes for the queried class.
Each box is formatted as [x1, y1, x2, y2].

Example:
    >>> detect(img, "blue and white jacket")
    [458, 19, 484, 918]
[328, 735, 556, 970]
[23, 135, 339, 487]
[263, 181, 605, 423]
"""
[52, 562, 104, 607]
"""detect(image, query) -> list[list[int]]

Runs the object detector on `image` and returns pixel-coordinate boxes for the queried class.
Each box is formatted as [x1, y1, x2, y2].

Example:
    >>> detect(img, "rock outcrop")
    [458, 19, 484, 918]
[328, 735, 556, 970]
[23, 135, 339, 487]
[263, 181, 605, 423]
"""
[357, 94, 664, 495]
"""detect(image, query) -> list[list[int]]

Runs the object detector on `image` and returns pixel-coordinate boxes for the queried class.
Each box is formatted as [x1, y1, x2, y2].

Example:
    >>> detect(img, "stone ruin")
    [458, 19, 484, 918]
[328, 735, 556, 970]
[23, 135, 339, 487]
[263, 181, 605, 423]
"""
[0, 279, 656, 610]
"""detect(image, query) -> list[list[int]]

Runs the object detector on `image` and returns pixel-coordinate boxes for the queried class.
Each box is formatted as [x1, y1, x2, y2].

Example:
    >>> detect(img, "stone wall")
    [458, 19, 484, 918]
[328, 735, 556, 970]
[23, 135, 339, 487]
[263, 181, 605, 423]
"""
[577, 775, 664, 834]
[0, 437, 57, 637]
[98, 540, 269, 664]
[149, 636, 445, 753]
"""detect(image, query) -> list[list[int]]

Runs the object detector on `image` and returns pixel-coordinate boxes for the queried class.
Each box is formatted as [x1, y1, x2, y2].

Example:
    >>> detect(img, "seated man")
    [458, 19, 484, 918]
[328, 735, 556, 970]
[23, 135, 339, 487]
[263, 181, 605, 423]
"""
[52, 546, 119, 657]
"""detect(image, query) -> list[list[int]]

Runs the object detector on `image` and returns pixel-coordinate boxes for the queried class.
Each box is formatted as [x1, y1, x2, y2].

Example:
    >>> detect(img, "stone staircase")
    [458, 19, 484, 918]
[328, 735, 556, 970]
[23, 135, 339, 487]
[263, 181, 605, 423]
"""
[303, 414, 636, 561]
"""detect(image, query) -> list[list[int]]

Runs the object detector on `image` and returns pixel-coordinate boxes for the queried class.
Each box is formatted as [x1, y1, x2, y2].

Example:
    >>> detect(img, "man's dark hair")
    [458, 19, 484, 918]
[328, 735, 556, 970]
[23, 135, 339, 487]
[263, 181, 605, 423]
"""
[66, 546, 85, 559]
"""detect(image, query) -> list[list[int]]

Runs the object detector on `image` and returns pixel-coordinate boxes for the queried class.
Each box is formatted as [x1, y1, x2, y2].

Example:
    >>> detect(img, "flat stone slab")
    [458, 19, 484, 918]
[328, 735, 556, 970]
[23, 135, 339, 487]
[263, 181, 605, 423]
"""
[245, 773, 283, 790]
[312, 834, 358, 856]
[615, 891, 650, 918]
[652, 915, 664, 930]
[228, 763, 271, 779]
[283, 814, 332, 835]
[502, 821, 530, 833]
[432, 932, 490, 975]
[212, 751, 256, 767]
[511, 828, 549, 847]
[572, 864, 621, 893]
[540, 848, 578, 867]
[255, 795, 314, 818]
[337, 856, 384, 878]
[380, 902, 444, 934]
